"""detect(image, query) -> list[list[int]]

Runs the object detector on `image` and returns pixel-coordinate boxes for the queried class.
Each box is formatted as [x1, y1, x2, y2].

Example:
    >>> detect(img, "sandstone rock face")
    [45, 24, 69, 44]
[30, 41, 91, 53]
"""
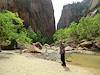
[89, 0, 100, 11]
[88, 0, 100, 16]
[57, 0, 100, 29]
[57, 3, 84, 29]
[0, 0, 55, 36]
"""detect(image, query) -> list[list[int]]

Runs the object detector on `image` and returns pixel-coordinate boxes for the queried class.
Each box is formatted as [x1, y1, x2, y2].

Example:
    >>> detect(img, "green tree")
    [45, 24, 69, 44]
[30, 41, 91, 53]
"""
[53, 14, 100, 44]
[36, 32, 53, 44]
[0, 10, 32, 50]
[27, 26, 38, 43]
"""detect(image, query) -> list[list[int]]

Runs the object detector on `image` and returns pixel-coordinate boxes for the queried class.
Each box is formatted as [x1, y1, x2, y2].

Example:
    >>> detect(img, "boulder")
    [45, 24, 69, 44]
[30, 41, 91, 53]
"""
[35, 42, 42, 50]
[94, 42, 100, 49]
[79, 41, 93, 48]
[93, 37, 100, 50]
[44, 44, 50, 48]
[50, 46, 59, 51]
[65, 46, 74, 51]
[77, 47, 86, 50]
[24, 45, 42, 53]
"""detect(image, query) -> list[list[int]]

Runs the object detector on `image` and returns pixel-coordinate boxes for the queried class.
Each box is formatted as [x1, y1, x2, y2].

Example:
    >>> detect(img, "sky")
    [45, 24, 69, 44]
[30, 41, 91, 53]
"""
[51, 0, 83, 26]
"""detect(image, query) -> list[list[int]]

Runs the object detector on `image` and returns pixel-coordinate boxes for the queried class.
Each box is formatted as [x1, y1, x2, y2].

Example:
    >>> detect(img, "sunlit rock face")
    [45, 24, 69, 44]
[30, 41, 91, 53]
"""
[57, 2, 84, 29]
[0, 0, 55, 36]
[89, 0, 100, 11]
[88, 0, 100, 16]
[57, 0, 100, 29]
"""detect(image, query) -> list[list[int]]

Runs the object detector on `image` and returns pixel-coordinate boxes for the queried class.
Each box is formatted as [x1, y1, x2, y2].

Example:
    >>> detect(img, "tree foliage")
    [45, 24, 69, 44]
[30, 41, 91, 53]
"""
[53, 14, 100, 43]
[0, 10, 54, 49]
[35, 32, 53, 44]
[0, 10, 32, 46]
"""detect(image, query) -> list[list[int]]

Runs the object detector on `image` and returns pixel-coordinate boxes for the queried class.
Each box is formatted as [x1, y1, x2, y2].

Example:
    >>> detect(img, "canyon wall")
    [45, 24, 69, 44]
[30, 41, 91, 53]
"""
[57, 0, 100, 29]
[0, 0, 55, 36]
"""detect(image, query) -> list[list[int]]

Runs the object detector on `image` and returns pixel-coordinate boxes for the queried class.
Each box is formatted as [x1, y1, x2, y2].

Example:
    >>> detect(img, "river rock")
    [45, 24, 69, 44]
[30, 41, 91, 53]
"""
[24, 45, 42, 53]
[35, 42, 42, 50]
[65, 46, 74, 51]
[79, 41, 93, 48]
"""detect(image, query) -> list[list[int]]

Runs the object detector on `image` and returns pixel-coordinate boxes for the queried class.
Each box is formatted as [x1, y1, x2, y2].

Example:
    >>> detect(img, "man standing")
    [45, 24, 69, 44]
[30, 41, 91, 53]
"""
[60, 41, 66, 67]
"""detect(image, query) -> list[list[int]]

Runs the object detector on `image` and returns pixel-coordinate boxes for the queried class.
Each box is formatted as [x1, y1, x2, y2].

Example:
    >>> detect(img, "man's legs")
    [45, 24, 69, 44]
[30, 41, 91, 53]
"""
[61, 54, 66, 66]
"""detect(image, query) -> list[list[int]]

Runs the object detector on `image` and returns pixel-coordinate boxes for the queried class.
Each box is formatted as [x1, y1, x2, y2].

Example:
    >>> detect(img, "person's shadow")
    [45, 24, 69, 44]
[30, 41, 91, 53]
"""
[62, 66, 70, 71]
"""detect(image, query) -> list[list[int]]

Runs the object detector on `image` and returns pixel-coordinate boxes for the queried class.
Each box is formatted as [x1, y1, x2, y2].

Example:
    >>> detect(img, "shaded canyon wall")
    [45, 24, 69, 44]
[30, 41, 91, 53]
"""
[0, 0, 55, 36]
